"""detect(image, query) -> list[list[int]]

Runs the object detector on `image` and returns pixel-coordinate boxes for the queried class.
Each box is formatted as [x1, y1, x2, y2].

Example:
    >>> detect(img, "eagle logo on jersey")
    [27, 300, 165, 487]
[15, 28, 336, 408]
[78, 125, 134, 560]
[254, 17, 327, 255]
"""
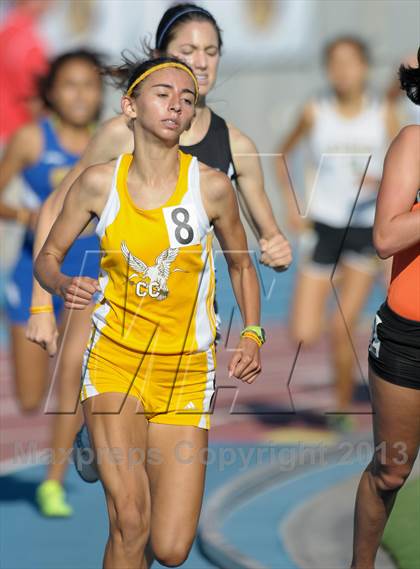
[121, 241, 181, 301]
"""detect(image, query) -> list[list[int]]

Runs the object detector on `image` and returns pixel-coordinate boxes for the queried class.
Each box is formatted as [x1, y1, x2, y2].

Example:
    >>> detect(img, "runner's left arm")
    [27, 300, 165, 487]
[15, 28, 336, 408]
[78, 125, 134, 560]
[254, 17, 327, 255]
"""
[203, 168, 262, 384]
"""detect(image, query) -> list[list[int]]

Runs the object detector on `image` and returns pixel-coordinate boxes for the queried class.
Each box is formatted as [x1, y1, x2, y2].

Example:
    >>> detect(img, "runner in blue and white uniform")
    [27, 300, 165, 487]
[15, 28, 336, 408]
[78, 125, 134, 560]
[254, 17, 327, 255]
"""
[0, 49, 104, 516]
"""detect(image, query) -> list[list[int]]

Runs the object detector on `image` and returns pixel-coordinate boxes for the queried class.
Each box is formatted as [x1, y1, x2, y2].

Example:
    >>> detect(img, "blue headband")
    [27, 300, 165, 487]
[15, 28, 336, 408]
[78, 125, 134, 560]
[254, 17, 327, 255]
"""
[156, 6, 215, 49]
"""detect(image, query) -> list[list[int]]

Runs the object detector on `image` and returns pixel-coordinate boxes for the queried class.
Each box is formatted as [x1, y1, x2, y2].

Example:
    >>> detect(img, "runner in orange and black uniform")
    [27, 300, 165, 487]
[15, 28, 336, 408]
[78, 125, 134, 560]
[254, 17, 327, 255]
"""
[351, 49, 420, 568]
[368, 191, 420, 389]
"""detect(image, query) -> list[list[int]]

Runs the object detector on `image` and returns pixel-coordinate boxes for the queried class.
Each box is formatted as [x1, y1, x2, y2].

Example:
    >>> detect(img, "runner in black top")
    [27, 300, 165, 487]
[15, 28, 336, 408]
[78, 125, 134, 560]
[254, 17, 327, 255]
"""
[181, 110, 237, 180]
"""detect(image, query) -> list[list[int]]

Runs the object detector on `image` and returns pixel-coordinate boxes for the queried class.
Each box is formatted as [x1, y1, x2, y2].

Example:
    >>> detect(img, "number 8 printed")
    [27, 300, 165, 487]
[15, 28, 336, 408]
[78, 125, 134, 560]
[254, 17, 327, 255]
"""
[163, 205, 200, 249]
[171, 208, 194, 245]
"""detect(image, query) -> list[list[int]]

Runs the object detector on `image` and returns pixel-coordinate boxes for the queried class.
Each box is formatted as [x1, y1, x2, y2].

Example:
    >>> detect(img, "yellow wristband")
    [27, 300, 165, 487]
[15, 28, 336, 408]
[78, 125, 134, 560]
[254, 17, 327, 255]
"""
[243, 333, 262, 347]
[242, 332, 262, 347]
[30, 305, 53, 315]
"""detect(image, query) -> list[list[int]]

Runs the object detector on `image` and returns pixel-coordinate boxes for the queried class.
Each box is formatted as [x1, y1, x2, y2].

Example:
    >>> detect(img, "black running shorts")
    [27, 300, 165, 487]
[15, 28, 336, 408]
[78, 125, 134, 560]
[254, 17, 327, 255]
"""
[368, 301, 420, 390]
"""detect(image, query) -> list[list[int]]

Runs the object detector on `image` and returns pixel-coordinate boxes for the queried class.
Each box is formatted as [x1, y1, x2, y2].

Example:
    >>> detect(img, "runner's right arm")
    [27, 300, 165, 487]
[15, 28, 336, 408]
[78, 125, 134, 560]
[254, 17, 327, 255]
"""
[27, 115, 131, 349]
[34, 165, 112, 307]
[30, 115, 132, 302]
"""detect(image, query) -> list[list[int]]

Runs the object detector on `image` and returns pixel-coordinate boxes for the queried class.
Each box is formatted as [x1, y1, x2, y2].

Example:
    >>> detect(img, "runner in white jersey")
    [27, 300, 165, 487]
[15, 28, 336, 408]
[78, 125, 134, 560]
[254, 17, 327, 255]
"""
[275, 36, 399, 430]
[307, 94, 388, 229]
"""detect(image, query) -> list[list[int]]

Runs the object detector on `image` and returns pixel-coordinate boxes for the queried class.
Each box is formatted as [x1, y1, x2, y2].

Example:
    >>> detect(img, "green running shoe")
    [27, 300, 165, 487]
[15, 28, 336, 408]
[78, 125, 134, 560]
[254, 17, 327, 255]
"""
[36, 480, 73, 517]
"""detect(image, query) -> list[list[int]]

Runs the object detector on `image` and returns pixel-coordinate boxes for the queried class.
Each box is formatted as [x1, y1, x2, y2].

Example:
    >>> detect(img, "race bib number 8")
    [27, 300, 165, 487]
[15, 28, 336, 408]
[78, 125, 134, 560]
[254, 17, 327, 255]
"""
[163, 205, 200, 248]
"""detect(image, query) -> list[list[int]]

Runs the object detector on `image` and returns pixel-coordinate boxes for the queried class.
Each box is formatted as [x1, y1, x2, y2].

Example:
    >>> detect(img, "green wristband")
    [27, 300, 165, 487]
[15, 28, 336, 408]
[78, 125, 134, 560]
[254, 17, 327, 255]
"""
[240, 325, 266, 344]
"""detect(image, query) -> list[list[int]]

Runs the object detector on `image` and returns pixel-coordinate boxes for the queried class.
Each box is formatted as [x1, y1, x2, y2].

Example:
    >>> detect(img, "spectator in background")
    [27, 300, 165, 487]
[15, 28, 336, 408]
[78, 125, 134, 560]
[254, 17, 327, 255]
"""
[0, 0, 51, 144]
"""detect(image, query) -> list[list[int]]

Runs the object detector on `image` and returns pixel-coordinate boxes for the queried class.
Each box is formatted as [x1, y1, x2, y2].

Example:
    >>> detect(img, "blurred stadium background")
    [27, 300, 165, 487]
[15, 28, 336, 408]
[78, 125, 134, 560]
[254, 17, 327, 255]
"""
[0, 1, 419, 568]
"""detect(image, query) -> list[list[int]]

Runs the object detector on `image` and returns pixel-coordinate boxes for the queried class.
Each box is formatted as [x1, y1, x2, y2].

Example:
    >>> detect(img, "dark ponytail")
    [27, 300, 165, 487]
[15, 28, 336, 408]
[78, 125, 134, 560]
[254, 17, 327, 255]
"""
[398, 48, 420, 105]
